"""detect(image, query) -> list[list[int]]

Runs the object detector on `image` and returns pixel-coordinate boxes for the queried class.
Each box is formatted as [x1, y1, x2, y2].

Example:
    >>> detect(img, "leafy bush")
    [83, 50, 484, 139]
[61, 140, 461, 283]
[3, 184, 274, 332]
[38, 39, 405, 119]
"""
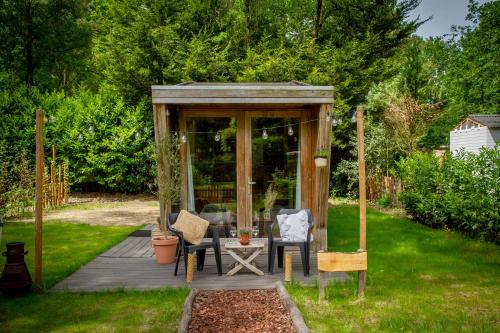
[0, 152, 34, 218]
[0, 86, 155, 194]
[377, 193, 392, 208]
[396, 146, 499, 242]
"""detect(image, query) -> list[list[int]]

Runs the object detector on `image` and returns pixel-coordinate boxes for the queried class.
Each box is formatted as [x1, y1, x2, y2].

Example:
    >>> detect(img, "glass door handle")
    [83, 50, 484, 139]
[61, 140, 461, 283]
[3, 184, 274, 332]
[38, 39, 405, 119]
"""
[248, 177, 256, 194]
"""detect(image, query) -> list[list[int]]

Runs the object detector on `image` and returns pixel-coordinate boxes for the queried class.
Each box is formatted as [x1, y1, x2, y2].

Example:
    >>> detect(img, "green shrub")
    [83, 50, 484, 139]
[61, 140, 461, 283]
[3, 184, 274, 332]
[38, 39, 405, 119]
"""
[0, 86, 155, 194]
[376, 193, 392, 208]
[396, 146, 499, 242]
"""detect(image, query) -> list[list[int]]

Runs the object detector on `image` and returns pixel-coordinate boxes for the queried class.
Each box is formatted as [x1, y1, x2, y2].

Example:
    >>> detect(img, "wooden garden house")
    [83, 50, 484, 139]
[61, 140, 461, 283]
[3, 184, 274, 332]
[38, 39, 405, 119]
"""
[151, 82, 334, 250]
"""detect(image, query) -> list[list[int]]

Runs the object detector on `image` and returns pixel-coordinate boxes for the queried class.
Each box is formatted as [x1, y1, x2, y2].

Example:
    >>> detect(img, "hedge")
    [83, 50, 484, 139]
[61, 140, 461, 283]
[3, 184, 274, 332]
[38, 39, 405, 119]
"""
[396, 146, 499, 243]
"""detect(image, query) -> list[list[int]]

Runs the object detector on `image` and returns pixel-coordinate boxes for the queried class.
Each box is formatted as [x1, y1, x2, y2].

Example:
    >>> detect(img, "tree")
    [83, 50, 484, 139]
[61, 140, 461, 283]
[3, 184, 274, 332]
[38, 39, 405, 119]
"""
[0, 0, 91, 91]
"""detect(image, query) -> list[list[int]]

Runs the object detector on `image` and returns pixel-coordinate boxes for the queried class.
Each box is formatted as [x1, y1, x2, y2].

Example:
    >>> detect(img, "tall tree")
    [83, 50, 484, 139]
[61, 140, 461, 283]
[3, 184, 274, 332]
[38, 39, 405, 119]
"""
[0, 0, 91, 90]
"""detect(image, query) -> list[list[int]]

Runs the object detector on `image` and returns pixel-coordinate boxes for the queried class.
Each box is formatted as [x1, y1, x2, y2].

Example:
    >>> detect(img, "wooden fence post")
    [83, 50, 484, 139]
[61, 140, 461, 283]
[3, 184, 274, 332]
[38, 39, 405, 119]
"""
[57, 165, 62, 205]
[50, 145, 55, 206]
[35, 108, 44, 289]
[356, 106, 367, 297]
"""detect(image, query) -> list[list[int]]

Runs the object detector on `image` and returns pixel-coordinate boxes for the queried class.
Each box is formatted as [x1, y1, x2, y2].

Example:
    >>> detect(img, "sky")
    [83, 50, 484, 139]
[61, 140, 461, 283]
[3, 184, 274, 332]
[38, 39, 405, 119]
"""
[409, 0, 492, 38]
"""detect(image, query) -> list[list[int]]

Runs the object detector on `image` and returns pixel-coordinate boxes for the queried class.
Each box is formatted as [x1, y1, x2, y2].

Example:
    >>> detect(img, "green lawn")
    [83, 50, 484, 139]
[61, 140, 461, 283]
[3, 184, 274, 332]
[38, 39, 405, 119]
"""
[288, 205, 500, 332]
[0, 221, 188, 333]
[0, 289, 188, 333]
[1, 207, 498, 332]
[0, 222, 140, 289]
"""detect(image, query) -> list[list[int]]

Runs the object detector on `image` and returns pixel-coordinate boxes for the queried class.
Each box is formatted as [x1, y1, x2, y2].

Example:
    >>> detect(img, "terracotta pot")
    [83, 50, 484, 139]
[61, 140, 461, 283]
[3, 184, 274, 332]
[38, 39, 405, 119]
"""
[239, 234, 250, 245]
[152, 237, 179, 264]
[314, 157, 328, 167]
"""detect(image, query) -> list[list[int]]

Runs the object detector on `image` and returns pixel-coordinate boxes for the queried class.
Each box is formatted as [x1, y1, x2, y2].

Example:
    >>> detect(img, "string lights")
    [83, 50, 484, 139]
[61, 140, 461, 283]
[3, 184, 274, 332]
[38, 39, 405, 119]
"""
[262, 128, 268, 140]
[177, 116, 346, 144]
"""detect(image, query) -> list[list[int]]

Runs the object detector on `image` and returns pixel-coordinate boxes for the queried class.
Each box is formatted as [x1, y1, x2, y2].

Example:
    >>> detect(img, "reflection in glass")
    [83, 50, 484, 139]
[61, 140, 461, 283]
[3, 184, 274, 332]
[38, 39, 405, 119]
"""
[251, 118, 300, 236]
[186, 117, 237, 236]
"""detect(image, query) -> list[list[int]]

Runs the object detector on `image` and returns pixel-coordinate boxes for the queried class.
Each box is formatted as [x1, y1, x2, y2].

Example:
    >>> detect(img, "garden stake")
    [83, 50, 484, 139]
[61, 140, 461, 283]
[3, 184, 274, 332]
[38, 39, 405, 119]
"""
[284, 252, 292, 282]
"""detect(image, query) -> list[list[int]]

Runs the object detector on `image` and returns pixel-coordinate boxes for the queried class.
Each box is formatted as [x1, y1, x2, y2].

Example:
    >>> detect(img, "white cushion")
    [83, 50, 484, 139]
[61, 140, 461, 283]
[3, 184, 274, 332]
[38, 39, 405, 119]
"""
[276, 210, 312, 242]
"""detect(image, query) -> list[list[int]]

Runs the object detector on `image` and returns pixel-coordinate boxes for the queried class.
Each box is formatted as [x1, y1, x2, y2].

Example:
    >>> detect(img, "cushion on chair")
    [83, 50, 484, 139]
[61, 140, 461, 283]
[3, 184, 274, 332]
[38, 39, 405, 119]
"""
[276, 210, 311, 242]
[172, 210, 209, 245]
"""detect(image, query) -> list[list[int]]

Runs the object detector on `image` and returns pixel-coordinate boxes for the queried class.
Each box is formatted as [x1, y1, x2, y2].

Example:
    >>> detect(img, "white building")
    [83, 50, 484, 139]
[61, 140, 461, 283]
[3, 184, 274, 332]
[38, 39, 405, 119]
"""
[450, 114, 500, 154]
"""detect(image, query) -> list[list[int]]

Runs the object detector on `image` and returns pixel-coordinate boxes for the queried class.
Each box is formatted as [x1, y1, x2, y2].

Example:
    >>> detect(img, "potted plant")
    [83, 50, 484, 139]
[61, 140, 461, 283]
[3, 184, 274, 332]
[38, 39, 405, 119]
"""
[155, 133, 181, 230]
[314, 146, 329, 167]
[151, 230, 179, 264]
[239, 229, 251, 245]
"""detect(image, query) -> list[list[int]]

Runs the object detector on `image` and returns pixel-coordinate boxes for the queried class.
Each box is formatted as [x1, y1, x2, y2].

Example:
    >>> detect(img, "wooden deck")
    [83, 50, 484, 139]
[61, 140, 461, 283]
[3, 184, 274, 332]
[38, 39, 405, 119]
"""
[51, 225, 348, 292]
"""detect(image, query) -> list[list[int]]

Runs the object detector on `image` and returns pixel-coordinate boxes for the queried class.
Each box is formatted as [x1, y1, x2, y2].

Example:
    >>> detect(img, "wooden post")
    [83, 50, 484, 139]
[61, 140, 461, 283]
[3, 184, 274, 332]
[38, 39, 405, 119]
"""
[35, 108, 44, 289]
[63, 161, 69, 204]
[313, 104, 333, 251]
[284, 252, 292, 282]
[356, 106, 367, 296]
[57, 165, 62, 206]
[50, 145, 55, 206]
[318, 270, 325, 300]
[186, 253, 195, 283]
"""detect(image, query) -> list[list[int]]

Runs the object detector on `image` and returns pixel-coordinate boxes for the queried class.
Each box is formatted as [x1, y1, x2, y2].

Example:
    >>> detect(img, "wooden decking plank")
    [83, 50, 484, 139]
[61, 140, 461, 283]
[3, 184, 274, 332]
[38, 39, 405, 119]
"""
[113, 237, 145, 257]
[51, 234, 348, 292]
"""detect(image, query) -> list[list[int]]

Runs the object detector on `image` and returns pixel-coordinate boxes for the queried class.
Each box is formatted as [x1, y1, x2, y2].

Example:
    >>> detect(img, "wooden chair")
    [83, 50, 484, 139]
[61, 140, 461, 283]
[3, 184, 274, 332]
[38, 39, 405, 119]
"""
[268, 208, 313, 276]
[167, 212, 222, 277]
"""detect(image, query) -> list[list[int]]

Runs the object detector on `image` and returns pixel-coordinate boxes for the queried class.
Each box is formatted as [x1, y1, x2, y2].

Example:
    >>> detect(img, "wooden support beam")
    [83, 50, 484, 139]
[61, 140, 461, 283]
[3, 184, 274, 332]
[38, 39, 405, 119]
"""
[34, 108, 44, 289]
[356, 105, 367, 296]
[313, 104, 333, 251]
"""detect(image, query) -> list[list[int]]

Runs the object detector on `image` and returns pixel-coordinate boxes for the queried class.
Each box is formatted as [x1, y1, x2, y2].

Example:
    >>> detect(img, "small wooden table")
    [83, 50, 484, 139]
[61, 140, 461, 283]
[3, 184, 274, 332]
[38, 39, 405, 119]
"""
[224, 241, 264, 276]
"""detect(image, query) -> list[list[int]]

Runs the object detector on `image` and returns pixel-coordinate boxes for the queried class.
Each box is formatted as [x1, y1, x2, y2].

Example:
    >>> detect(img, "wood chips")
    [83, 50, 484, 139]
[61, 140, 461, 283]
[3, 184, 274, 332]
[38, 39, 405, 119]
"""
[188, 289, 296, 333]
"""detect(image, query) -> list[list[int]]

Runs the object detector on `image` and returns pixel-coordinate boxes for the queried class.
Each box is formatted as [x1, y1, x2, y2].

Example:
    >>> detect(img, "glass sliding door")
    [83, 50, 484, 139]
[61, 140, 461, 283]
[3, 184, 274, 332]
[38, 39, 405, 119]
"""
[249, 116, 301, 236]
[186, 117, 237, 236]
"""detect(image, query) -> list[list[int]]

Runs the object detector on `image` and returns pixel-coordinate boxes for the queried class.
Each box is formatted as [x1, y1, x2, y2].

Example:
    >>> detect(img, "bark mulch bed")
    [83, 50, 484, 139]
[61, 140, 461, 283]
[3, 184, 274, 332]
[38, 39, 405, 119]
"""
[188, 289, 296, 333]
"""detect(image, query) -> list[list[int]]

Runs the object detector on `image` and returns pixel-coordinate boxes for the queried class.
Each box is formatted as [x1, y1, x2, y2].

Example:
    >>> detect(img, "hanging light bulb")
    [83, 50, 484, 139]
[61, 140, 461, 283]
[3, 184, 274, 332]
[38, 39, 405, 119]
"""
[332, 118, 338, 127]
[288, 124, 294, 136]
[326, 111, 331, 122]
[181, 132, 187, 143]
[262, 128, 268, 140]
[214, 130, 221, 142]
[351, 110, 357, 123]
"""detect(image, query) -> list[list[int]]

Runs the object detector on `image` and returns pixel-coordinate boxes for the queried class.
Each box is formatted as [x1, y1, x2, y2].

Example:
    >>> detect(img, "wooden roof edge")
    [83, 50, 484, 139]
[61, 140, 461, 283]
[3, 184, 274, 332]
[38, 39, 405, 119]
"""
[151, 84, 334, 91]
[151, 97, 334, 104]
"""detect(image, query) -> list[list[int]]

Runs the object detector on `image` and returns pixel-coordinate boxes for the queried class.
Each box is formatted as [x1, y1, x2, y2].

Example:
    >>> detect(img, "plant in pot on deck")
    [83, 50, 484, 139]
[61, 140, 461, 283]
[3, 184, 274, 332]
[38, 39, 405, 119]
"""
[314, 145, 329, 167]
[239, 228, 251, 245]
[153, 133, 181, 264]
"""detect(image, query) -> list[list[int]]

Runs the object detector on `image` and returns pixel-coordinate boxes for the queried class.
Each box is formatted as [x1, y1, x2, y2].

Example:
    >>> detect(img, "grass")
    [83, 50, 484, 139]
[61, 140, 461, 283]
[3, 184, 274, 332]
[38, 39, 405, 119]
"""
[0, 289, 188, 333]
[287, 205, 500, 332]
[0, 221, 188, 333]
[1, 206, 498, 332]
[0, 222, 140, 289]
